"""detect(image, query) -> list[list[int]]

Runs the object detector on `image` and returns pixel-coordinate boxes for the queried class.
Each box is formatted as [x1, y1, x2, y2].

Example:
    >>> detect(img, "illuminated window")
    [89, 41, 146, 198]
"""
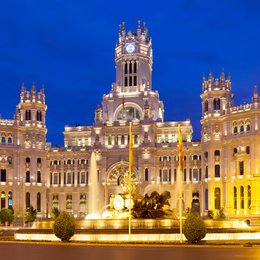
[1, 191, 5, 209]
[248, 185, 251, 209]
[117, 106, 141, 120]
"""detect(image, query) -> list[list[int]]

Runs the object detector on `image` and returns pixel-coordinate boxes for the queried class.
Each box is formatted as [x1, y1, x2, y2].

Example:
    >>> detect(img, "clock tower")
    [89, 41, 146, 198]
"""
[115, 20, 152, 92]
[101, 21, 164, 124]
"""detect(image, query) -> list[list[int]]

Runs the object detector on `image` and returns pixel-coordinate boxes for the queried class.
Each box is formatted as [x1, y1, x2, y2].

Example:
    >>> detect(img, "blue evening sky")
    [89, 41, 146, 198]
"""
[0, 0, 260, 145]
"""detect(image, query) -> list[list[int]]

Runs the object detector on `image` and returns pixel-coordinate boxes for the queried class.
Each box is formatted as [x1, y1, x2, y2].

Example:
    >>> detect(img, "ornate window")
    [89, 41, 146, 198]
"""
[116, 106, 142, 121]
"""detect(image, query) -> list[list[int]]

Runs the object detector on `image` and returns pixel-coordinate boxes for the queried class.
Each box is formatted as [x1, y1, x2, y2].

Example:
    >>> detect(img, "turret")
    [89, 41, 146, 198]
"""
[94, 104, 103, 125]
[252, 85, 260, 104]
[16, 83, 47, 128]
[201, 70, 233, 118]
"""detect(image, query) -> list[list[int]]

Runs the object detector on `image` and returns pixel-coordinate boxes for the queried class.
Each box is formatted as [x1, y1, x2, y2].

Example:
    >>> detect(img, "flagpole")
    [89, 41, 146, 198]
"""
[178, 124, 184, 243]
[128, 121, 134, 240]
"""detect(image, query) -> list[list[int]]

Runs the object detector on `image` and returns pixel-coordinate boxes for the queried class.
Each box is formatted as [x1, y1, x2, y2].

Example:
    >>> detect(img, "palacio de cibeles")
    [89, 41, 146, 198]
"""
[1, 21, 260, 242]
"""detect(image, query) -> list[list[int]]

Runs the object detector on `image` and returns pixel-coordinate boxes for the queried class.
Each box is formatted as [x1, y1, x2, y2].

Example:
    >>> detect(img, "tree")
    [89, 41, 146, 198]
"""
[183, 213, 206, 244]
[0, 208, 14, 224]
[25, 206, 37, 223]
[53, 211, 76, 242]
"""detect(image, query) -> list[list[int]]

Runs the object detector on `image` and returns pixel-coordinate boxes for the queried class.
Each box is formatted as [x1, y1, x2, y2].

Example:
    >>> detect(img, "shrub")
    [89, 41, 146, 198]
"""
[183, 213, 206, 244]
[53, 211, 76, 242]
[0, 208, 14, 224]
[25, 206, 37, 223]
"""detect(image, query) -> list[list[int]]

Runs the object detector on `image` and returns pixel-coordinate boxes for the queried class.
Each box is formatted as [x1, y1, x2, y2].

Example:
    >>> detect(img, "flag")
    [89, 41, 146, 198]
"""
[129, 122, 134, 173]
[178, 124, 184, 172]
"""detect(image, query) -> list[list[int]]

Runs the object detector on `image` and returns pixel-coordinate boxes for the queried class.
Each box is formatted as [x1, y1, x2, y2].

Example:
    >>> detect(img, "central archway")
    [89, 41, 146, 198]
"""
[105, 161, 139, 204]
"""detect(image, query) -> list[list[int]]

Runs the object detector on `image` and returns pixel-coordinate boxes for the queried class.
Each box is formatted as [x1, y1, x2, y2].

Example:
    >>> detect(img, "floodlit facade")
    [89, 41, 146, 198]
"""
[0, 21, 259, 219]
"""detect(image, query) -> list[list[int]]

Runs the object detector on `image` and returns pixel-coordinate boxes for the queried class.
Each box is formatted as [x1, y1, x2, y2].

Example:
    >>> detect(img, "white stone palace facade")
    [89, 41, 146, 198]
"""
[0, 21, 260, 219]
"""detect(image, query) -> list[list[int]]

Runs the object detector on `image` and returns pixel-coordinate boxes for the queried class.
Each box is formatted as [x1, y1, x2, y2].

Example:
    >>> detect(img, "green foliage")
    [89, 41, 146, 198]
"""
[183, 213, 206, 244]
[53, 211, 76, 242]
[25, 206, 37, 223]
[51, 207, 60, 219]
[0, 208, 14, 224]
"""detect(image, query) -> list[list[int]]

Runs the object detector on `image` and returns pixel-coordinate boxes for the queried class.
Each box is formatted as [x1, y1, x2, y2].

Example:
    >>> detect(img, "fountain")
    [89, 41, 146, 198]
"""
[85, 152, 101, 219]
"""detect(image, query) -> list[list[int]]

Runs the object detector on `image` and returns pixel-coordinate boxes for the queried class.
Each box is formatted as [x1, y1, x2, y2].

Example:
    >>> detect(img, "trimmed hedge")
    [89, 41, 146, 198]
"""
[53, 211, 76, 242]
[183, 213, 206, 244]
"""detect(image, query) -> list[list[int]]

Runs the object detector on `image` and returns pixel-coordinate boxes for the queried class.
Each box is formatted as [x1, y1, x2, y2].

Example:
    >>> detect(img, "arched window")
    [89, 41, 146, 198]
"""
[239, 161, 244, 175]
[240, 186, 244, 209]
[214, 187, 221, 210]
[183, 169, 187, 182]
[7, 137, 12, 144]
[37, 192, 41, 212]
[25, 110, 31, 120]
[205, 189, 208, 210]
[246, 124, 251, 132]
[1, 191, 6, 209]
[205, 166, 208, 179]
[204, 100, 209, 113]
[214, 165, 220, 178]
[248, 185, 251, 209]
[1, 137, 5, 143]
[121, 135, 125, 145]
[67, 172, 72, 184]
[133, 61, 137, 73]
[124, 62, 128, 74]
[134, 135, 138, 144]
[0, 169, 6, 182]
[240, 125, 244, 133]
[26, 157, 30, 164]
[26, 171, 30, 183]
[145, 168, 149, 181]
[37, 158, 41, 164]
[234, 187, 237, 210]
[37, 171, 41, 183]
[26, 192, 30, 209]
[8, 192, 12, 209]
[81, 172, 86, 184]
[213, 98, 221, 110]
[36, 111, 42, 121]
[233, 126, 238, 134]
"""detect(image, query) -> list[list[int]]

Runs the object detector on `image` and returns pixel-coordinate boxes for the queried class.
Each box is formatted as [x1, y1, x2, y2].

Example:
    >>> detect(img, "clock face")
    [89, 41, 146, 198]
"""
[126, 43, 135, 53]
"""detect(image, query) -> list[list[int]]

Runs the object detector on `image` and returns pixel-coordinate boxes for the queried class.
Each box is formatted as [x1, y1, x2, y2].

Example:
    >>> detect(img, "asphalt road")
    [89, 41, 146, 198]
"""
[1, 242, 260, 260]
